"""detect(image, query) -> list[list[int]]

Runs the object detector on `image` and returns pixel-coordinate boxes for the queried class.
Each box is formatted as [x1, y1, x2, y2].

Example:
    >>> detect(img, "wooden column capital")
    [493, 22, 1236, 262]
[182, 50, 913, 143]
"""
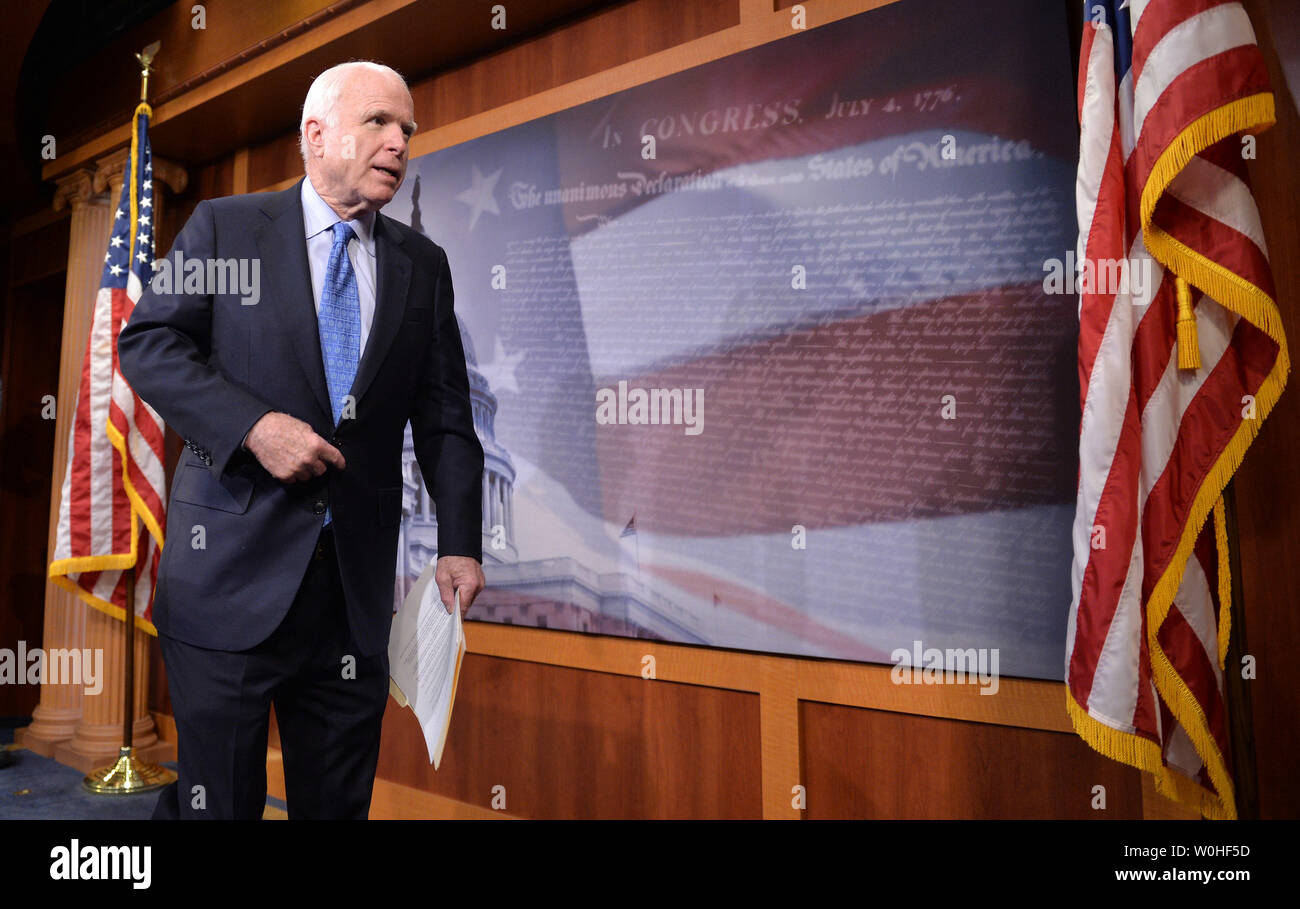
[92, 151, 188, 197]
[51, 168, 101, 213]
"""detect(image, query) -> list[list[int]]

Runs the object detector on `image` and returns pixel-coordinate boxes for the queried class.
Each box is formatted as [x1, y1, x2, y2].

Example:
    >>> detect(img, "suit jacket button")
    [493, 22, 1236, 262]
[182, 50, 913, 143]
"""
[313, 499, 327, 515]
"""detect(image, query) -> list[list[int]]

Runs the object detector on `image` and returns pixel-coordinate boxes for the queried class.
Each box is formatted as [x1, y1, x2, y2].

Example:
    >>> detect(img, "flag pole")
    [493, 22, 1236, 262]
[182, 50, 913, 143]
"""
[83, 41, 175, 795]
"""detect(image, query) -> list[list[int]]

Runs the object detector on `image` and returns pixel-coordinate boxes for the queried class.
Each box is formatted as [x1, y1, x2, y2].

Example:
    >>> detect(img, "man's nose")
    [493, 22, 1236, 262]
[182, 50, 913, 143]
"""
[384, 125, 407, 156]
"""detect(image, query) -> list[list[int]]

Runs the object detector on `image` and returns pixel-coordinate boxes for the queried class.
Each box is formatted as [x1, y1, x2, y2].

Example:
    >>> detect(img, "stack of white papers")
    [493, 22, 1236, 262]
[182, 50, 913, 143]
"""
[388, 564, 466, 769]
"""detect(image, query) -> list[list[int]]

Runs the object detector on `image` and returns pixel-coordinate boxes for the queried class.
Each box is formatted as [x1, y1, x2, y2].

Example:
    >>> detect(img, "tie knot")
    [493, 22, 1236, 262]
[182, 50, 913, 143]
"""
[331, 221, 355, 246]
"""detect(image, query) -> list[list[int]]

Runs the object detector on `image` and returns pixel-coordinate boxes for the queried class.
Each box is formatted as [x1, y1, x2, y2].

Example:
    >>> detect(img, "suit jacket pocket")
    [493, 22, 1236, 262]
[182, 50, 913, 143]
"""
[378, 486, 403, 526]
[172, 463, 255, 514]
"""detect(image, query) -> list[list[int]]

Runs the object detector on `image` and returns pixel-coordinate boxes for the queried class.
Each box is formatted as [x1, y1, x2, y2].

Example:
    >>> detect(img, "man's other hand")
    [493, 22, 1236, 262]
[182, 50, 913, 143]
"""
[436, 556, 484, 619]
[244, 411, 345, 482]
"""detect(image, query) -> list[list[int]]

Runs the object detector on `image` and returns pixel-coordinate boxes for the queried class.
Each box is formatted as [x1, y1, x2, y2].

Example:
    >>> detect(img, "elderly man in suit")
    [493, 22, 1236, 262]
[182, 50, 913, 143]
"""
[118, 60, 484, 819]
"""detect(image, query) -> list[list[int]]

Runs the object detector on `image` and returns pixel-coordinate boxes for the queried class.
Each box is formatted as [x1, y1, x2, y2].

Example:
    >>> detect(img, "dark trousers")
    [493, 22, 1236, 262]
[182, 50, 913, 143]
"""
[152, 525, 389, 819]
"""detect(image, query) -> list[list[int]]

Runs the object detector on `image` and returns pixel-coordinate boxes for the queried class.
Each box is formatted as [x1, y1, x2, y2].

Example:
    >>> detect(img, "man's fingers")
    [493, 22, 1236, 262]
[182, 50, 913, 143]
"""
[319, 440, 346, 471]
[439, 584, 456, 613]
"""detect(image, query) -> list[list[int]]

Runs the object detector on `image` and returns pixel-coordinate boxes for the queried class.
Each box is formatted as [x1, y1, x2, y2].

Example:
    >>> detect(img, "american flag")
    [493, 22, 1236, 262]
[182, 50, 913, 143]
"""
[1068, 0, 1289, 819]
[49, 102, 166, 632]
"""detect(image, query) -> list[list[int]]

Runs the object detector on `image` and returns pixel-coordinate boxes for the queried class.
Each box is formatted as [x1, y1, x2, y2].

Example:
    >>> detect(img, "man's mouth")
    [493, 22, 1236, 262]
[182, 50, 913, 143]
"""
[372, 165, 400, 180]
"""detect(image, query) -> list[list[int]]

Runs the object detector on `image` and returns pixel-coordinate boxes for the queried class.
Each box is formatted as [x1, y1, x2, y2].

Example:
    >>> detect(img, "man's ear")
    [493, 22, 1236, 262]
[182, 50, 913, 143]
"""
[303, 118, 325, 159]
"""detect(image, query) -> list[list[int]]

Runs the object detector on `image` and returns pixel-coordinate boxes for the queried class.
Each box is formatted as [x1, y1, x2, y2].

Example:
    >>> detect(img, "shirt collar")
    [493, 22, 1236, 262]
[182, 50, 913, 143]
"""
[301, 175, 377, 257]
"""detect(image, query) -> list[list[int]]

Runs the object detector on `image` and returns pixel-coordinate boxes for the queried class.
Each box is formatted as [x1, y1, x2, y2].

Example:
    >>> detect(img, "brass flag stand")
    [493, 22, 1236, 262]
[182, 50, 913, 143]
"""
[84, 42, 175, 795]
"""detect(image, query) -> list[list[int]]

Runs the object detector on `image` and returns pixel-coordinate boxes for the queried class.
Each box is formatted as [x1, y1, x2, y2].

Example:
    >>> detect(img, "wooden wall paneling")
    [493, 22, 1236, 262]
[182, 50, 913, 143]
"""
[453, 625, 1067, 819]
[375, 653, 764, 819]
[232, 147, 250, 195]
[408, 0, 741, 136]
[800, 701, 1145, 819]
[247, 133, 303, 193]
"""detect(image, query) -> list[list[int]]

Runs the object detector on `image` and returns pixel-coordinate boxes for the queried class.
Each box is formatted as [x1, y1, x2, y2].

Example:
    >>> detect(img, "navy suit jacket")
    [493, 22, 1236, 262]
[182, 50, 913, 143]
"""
[118, 177, 483, 658]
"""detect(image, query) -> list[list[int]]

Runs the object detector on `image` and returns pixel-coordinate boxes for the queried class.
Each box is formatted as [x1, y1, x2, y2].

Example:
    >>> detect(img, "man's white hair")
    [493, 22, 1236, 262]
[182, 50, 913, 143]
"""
[299, 61, 411, 166]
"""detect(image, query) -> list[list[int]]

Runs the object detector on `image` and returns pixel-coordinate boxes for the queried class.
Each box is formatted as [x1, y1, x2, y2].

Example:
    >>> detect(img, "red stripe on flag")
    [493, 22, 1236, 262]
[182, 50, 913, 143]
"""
[1077, 139, 1128, 398]
[1129, 0, 1237, 90]
[1154, 196, 1276, 300]
[1127, 48, 1272, 199]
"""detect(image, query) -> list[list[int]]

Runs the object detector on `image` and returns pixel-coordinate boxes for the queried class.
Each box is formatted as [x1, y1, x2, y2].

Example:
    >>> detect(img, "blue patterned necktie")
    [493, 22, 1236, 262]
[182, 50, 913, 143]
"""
[317, 221, 360, 525]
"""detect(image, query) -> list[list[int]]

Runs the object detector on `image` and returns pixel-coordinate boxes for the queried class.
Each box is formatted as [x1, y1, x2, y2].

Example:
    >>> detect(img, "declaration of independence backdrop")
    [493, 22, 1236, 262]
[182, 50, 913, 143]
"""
[388, 0, 1080, 680]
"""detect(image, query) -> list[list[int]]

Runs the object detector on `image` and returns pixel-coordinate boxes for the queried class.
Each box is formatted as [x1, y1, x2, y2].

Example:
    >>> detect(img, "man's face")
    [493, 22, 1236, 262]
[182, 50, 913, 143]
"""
[307, 69, 415, 214]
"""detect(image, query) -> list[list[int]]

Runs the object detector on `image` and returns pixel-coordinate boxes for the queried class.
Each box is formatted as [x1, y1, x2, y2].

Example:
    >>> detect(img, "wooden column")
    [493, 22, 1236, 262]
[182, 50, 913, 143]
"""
[50, 150, 186, 773]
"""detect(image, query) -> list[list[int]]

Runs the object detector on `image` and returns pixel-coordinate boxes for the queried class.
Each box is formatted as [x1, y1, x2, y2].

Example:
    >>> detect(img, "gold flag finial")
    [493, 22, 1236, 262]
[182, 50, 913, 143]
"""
[135, 41, 160, 102]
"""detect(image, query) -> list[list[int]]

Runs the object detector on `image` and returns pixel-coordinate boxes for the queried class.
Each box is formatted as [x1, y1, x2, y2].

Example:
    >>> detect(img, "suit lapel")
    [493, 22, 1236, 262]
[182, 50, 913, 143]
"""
[350, 212, 411, 407]
[256, 179, 334, 424]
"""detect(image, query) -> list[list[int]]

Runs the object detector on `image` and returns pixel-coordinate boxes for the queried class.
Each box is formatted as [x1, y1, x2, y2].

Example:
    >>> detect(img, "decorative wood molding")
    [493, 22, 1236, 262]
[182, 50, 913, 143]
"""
[51, 169, 99, 212]
[92, 151, 188, 197]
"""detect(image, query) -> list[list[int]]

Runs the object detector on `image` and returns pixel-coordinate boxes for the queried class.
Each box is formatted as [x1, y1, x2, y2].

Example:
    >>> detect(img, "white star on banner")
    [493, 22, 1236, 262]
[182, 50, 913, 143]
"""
[455, 165, 502, 231]
[478, 336, 525, 395]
